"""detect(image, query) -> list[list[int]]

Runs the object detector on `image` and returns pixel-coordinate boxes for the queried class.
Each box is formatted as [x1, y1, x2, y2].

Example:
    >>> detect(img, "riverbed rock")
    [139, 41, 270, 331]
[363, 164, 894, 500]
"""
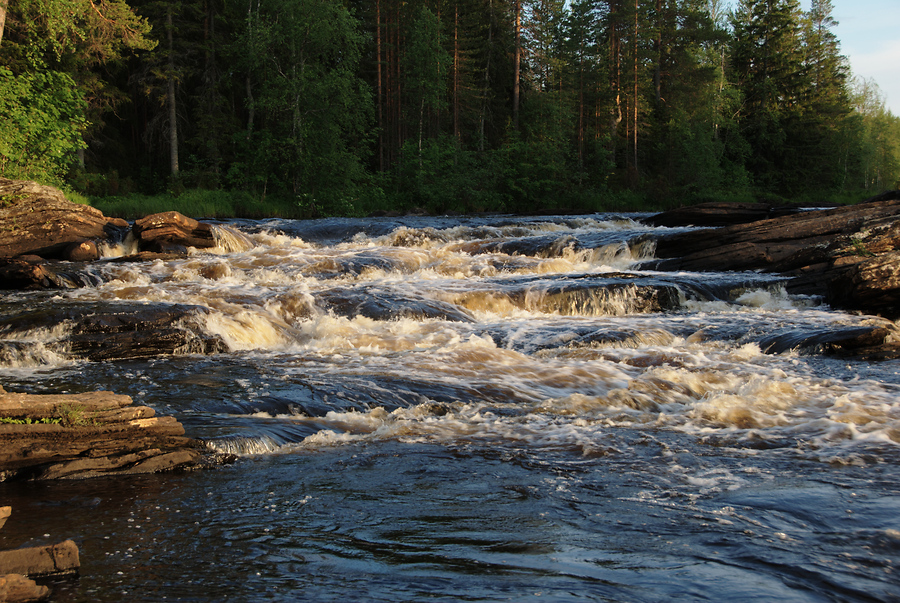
[0, 390, 229, 481]
[0, 540, 79, 578]
[0, 302, 227, 362]
[0, 179, 129, 259]
[0, 573, 49, 602]
[133, 211, 216, 252]
[642, 195, 900, 319]
[0, 258, 102, 290]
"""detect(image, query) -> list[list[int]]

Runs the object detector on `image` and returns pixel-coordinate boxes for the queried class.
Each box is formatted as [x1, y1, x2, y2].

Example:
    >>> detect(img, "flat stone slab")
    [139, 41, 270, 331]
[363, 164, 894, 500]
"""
[0, 390, 229, 481]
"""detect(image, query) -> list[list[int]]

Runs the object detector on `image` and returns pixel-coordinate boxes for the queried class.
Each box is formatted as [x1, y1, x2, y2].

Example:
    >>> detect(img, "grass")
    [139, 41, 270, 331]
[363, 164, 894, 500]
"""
[65, 183, 878, 221]
[85, 189, 306, 220]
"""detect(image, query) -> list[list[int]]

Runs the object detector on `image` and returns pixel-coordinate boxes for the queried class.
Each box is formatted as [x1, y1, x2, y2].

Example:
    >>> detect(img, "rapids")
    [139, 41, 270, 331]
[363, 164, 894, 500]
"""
[1, 213, 898, 602]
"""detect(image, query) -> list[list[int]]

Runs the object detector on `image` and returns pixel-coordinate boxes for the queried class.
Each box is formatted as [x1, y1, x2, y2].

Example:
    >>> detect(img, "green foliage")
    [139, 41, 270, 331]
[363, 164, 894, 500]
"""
[0, 0, 894, 212]
[0, 416, 62, 425]
[90, 189, 303, 219]
[0, 67, 86, 184]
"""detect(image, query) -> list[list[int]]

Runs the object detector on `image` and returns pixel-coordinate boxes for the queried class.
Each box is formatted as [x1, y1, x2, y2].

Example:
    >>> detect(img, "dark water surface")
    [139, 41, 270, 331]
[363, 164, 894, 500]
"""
[1, 214, 898, 601]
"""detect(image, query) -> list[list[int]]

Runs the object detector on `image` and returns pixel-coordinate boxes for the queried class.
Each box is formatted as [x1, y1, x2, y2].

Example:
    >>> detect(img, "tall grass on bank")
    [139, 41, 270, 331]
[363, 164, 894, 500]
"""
[68, 186, 868, 221]
[83, 190, 304, 220]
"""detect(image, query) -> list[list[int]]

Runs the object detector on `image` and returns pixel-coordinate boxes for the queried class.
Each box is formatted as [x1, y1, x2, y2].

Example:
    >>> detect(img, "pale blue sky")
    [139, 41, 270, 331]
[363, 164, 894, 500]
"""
[832, 0, 900, 114]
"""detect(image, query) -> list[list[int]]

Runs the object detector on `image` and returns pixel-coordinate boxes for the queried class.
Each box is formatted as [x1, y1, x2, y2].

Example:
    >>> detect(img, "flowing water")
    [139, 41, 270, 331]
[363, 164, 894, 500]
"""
[0, 214, 899, 602]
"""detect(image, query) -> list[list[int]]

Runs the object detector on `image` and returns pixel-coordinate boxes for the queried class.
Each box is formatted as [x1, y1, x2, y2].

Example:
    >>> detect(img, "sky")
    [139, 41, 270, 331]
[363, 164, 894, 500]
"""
[824, 0, 900, 114]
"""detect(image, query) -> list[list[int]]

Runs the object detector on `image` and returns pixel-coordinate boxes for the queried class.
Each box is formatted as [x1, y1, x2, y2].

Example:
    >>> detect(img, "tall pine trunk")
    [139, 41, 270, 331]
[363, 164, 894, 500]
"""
[167, 5, 180, 176]
[513, 0, 521, 129]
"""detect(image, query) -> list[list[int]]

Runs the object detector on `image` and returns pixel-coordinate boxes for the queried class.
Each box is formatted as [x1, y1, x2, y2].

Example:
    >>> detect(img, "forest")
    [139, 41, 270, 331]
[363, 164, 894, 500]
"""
[1, 0, 899, 217]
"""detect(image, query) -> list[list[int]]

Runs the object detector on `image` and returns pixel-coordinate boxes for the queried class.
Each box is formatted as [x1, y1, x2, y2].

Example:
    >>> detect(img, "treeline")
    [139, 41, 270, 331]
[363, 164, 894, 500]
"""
[1, 0, 899, 216]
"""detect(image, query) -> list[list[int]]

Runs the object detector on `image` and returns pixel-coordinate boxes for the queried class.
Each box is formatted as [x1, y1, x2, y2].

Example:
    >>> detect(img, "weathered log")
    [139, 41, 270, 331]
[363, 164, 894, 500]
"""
[133, 211, 216, 251]
[0, 540, 79, 578]
[0, 573, 49, 602]
[0, 179, 128, 259]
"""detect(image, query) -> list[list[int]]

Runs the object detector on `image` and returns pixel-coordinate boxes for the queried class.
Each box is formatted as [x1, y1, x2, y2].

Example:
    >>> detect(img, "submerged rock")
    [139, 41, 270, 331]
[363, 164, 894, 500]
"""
[758, 323, 900, 359]
[0, 302, 227, 361]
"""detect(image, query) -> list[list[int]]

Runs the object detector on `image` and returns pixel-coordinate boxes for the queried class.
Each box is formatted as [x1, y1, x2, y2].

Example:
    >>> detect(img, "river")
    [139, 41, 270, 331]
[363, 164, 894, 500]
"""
[0, 213, 898, 602]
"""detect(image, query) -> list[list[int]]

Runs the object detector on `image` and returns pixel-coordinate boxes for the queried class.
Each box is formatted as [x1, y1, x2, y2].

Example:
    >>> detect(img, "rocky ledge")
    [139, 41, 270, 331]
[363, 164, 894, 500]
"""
[0, 386, 229, 482]
[0, 177, 239, 291]
[641, 191, 900, 320]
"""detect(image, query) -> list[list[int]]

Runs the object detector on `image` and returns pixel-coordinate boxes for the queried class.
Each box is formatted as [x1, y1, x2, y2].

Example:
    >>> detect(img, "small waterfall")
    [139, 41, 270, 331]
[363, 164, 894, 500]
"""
[99, 231, 140, 258]
[204, 434, 285, 456]
[211, 224, 256, 253]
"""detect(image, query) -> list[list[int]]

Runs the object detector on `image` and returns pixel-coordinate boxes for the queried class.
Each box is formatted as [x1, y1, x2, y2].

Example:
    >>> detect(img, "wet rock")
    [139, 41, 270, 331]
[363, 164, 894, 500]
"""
[0, 390, 231, 481]
[0, 302, 227, 361]
[317, 287, 476, 322]
[644, 196, 900, 319]
[133, 211, 216, 251]
[0, 258, 101, 290]
[758, 324, 900, 359]
[0, 573, 49, 602]
[0, 540, 80, 577]
[0, 178, 128, 259]
[62, 240, 99, 262]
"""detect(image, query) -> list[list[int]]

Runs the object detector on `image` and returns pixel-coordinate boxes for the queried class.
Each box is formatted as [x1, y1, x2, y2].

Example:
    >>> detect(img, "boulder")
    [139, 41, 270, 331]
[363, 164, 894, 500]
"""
[133, 211, 216, 251]
[0, 540, 79, 577]
[0, 302, 228, 361]
[0, 573, 49, 602]
[0, 179, 128, 259]
[0, 258, 101, 290]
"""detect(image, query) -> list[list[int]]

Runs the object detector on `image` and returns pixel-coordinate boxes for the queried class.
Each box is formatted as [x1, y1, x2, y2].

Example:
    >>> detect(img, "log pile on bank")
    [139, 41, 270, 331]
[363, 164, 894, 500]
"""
[0, 386, 224, 482]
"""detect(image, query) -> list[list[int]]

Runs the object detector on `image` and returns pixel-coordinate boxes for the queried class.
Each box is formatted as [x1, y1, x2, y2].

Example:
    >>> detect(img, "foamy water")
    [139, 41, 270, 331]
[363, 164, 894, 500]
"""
[0, 213, 898, 602]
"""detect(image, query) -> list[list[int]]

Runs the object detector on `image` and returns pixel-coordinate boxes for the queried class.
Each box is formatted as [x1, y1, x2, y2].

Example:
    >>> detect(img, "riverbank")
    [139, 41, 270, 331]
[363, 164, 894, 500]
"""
[72, 185, 870, 221]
